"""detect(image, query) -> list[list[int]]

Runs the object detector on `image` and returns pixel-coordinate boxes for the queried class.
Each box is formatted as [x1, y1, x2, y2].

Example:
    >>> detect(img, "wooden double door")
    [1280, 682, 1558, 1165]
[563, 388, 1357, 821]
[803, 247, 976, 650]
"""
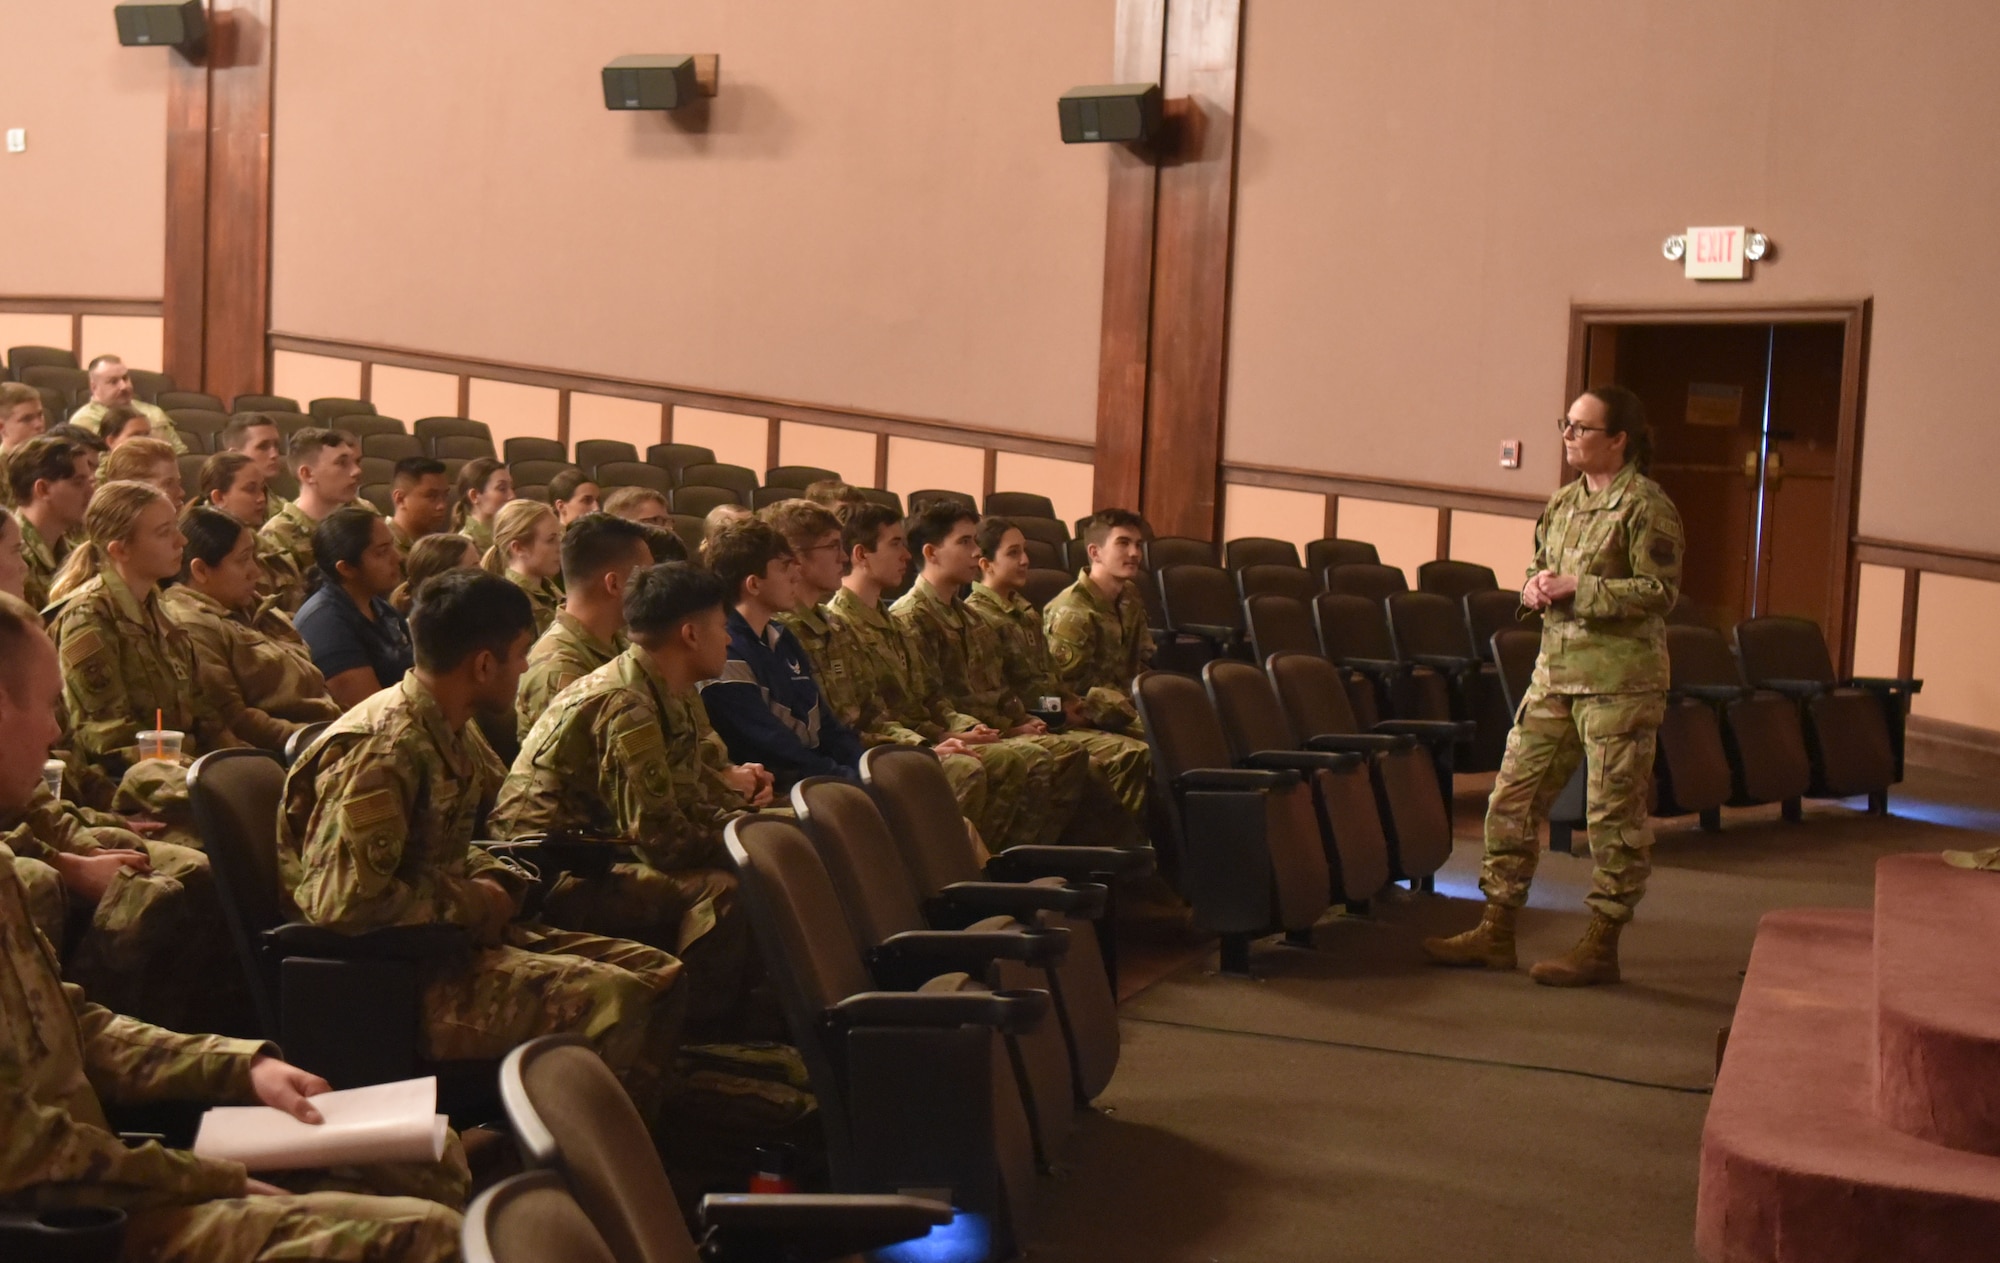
[1573, 306, 1867, 654]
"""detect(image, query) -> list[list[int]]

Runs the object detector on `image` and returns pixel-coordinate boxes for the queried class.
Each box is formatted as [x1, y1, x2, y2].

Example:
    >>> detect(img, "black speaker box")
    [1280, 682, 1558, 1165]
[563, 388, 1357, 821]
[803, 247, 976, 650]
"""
[602, 55, 699, 111]
[1058, 83, 1162, 145]
[114, 2, 206, 53]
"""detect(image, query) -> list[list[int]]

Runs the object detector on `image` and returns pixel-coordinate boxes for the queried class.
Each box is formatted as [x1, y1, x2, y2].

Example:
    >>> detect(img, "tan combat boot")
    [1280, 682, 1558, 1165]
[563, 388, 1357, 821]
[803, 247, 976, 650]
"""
[1528, 913, 1624, 987]
[1420, 903, 1518, 969]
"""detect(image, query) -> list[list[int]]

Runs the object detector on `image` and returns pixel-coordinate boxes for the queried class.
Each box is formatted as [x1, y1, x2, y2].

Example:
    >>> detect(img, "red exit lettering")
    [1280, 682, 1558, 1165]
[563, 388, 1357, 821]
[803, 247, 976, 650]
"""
[1695, 228, 1739, 262]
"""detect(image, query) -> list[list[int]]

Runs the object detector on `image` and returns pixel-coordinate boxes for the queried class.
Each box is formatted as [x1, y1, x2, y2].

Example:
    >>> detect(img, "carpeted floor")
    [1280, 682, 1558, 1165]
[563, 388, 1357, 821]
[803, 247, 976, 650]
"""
[1025, 766, 2000, 1262]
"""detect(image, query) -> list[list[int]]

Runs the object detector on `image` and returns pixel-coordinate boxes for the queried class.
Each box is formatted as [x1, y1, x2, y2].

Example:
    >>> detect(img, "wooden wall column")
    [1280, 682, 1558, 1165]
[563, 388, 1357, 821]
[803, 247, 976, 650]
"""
[162, 0, 275, 403]
[1092, 0, 1246, 539]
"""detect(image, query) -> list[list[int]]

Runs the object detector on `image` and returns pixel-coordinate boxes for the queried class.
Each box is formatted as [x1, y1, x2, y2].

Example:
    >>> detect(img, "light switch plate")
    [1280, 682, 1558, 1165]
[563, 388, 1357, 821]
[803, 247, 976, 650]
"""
[4, 129, 24, 154]
[1499, 439, 1521, 469]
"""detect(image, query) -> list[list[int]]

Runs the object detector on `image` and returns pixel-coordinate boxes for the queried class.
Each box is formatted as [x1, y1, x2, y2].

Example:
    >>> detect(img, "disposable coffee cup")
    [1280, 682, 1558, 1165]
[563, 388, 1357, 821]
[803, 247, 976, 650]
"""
[135, 730, 185, 762]
[42, 759, 64, 800]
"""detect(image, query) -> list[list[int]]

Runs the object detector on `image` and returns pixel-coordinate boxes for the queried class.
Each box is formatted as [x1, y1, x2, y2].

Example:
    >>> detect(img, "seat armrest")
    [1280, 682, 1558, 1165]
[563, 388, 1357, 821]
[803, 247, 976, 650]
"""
[1373, 719, 1475, 742]
[1173, 767, 1299, 792]
[936, 879, 1108, 921]
[1177, 622, 1241, 646]
[698, 1193, 956, 1262]
[1845, 675, 1923, 694]
[1242, 748, 1363, 773]
[1337, 657, 1404, 681]
[0, 1208, 127, 1263]
[828, 988, 1049, 1036]
[1758, 677, 1828, 699]
[261, 921, 469, 961]
[871, 927, 1070, 977]
[1673, 684, 1747, 704]
[1302, 732, 1412, 754]
[986, 844, 1155, 882]
[475, 834, 620, 881]
[1407, 653, 1475, 675]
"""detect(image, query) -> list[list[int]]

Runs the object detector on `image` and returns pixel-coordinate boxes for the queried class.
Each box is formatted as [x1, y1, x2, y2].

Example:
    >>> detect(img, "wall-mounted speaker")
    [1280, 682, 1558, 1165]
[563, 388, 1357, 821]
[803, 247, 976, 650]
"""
[1058, 83, 1162, 145]
[603, 55, 721, 111]
[113, 2, 206, 56]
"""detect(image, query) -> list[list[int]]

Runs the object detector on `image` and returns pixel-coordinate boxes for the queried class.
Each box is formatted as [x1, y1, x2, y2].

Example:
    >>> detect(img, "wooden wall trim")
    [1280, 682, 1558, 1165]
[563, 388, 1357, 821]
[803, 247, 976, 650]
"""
[1855, 537, 2000, 585]
[0, 297, 164, 317]
[1898, 568, 1921, 680]
[162, 46, 208, 389]
[1223, 460, 1549, 519]
[267, 332, 1097, 465]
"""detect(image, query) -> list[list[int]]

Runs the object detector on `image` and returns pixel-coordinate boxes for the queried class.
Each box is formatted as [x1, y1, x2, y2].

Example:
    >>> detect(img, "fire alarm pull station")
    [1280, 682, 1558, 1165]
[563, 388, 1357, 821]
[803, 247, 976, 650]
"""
[1499, 440, 1521, 470]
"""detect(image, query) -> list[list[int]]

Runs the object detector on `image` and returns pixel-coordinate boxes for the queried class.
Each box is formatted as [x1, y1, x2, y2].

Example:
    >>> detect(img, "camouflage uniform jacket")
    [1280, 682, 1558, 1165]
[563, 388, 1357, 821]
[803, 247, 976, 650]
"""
[1529, 462, 1683, 695]
[826, 586, 976, 744]
[0, 843, 268, 1211]
[281, 673, 528, 931]
[386, 517, 417, 563]
[19, 515, 70, 615]
[891, 577, 1028, 730]
[47, 572, 239, 773]
[460, 516, 495, 557]
[0, 786, 112, 865]
[965, 583, 1069, 709]
[504, 569, 562, 637]
[257, 500, 323, 591]
[494, 646, 742, 873]
[516, 611, 624, 739]
[160, 585, 340, 753]
[1042, 573, 1151, 730]
[68, 400, 187, 456]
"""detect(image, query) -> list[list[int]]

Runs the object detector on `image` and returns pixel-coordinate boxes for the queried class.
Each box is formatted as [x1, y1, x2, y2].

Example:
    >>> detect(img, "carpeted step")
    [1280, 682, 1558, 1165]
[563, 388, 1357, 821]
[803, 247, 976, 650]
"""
[1697, 908, 2000, 1263]
[1874, 853, 2000, 1156]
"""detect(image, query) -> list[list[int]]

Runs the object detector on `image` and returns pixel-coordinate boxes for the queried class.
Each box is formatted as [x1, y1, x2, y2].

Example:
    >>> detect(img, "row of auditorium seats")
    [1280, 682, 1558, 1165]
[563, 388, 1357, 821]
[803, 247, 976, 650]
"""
[184, 739, 1156, 1261]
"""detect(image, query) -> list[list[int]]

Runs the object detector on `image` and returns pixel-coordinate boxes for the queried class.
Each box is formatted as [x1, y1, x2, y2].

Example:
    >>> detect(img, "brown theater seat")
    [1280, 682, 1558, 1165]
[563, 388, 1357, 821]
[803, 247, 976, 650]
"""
[233, 393, 298, 414]
[1418, 559, 1499, 600]
[574, 439, 639, 477]
[127, 369, 174, 403]
[1465, 589, 1539, 663]
[463, 1171, 617, 1263]
[505, 437, 567, 465]
[1733, 616, 1919, 812]
[1325, 561, 1409, 604]
[1158, 563, 1249, 663]
[308, 397, 373, 422]
[986, 491, 1057, 519]
[681, 462, 760, 502]
[8, 345, 80, 375]
[1224, 536, 1302, 572]
[1243, 593, 1321, 664]
[596, 460, 671, 493]
[1315, 592, 1449, 727]
[645, 443, 715, 484]
[1237, 563, 1317, 603]
[672, 484, 741, 516]
[167, 408, 229, 454]
[1133, 670, 1332, 975]
[1386, 591, 1510, 772]
[767, 464, 840, 490]
[1022, 567, 1073, 611]
[1306, 537, 1380, 582]
[1144, 535, 1216, 570]
[908, 488, 977, 515]
[158, 390, 223, 412]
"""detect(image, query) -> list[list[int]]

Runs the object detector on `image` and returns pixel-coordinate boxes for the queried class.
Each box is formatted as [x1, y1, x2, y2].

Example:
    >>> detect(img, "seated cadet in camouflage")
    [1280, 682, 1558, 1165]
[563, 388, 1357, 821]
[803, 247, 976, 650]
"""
[281, 570, 686, 1117]
[97, 436, 186, 510]
[384, 456, 451, 563]
[484, 497, 564, 635]
[258, 427, 363, 609]
[197, 450, 304, 609]
[699, 521, 865, 791]
[514, 512, 646, 739]
[548, 468, 603, 528]
[0, 382, 48, 497]
[0, 593, 466, 1263]
[495, 562, 758, 1040]
[390, 532, 479, 617]
[1424, 386, 1684, 988]
[1043, 508, 1155, 735]
[46, 481, 241, 826]
[825, 503, 1068, 846]
[66, 355, 188, 455]
[891, 502, 1087, 846]
[449, 457, 513, 558]
[9, 435, 91, 613]
[215, 412, 292, 522]
[968, 516, 1150, 841]
[163, 508, 341, 754]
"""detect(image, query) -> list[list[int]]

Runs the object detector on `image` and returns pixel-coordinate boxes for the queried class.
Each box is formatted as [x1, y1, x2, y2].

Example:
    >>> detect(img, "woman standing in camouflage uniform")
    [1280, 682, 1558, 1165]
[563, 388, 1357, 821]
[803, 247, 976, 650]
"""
[1424, 385, 1683, 987]
[163, 507, 342, 753]
[484, 497, 563, 634]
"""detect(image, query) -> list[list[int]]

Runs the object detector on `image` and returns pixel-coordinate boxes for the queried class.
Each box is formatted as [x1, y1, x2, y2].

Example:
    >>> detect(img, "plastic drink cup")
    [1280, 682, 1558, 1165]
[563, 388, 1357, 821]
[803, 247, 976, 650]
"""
[42, 759, 64, 800]
[135, 730, 185, 762]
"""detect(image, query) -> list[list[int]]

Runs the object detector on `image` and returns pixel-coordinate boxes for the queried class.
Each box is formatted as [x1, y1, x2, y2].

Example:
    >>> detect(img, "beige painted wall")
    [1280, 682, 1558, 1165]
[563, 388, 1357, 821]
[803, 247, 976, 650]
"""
[269, 0, 1112, 443]
[1227, 0, 2000, 554]
[1911, 573, 2000, 729]
[0, 8, 167, 298]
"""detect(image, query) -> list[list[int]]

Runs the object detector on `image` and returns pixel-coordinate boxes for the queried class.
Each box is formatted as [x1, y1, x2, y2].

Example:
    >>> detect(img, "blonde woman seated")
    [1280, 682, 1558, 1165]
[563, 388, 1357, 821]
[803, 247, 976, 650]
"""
[449, 456, 512, 555]
[199, 450, 304, 611]
[96, 434, 185, 508]
[483, 497, 562, 634]
[46, 480, 238, 824]
[163, 507, 341, 753]
[391, 531, 480, 615]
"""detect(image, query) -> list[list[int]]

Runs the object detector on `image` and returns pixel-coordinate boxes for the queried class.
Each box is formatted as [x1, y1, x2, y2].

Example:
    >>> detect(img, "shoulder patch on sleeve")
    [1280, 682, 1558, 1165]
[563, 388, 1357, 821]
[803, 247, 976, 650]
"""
[614, 723, 668, 767]
[1648, 534, 1680, 567]
[60, 628, 105, 670]
[341, 787, 403, 837]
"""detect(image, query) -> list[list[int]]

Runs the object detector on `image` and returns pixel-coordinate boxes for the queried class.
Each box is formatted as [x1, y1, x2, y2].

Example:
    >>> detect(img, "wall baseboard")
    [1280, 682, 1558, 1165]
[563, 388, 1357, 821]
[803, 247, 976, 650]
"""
[1905, 714, 2000, 780]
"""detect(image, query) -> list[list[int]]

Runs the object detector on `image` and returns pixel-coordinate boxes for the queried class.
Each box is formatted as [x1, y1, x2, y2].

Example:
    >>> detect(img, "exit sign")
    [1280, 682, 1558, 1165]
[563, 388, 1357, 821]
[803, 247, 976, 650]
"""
[1684, 225, 1746, 280]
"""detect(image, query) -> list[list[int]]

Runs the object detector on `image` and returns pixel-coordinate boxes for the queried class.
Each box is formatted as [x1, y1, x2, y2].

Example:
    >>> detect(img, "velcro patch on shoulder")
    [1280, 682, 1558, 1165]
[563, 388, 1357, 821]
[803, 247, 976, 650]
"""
[59, 628, 105, 670]
[614, 723, 668, 767]
[341, 788, 403, 835]
[1648, 534, 1679, 567]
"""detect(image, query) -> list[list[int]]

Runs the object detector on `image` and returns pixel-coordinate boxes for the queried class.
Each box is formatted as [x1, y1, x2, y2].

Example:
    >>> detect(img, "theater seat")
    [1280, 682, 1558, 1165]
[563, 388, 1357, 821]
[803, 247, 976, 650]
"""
[1417, 559, 1499, 600]
[7, 345, 80, 375]
[232, 393, 298, 414]
[1314, 592, 1446, 728]
[127, 369, 174, 404]
[340, 415, 408, 440]
[1243, 592, 1320, 664]
[505, 437, 568, 465]
[1224, 537, 1302, 572]
[644, 443, 715, 484]
[1465, 589, 1539, 664]
[986, 491, 1057, 519]
[1203, 659, 1395, 905]
[308, 397, 373, 422]
[1237, 564, 1317, 603]
[1734, 616, 1920, 812]
[433, 433, 498, 462]
[725, 816, 1046, 1255]
[1008, 516, 1072, 552]
[158, 390, 224, 412]
[909, 488, 977, 515]
[1306, 537, 1380, 585]
[1386, 591, 1509, 772]
[858, 486, 902, 513]
[751, 485, 801, 509]
[414, 416, 494, 456]
[1325, 562, 1409, 604]
[463, 1171, 618, 1263]
[168, 409, 229, 453]
[1133, 670, 1332, 974]
[1158, 563, 1249, 663]
[1666, 624, 1811, 819]
[596, 460, 672, 493]
[1144, 536, 1217, 570]
[672, 484, 741, 516]
[682, 462, 761, 502]
[1022, 567, 1072, 611]
[574, 440, 639, 478]
[767, 464, 841, 491]
[361, 432, 424, 462]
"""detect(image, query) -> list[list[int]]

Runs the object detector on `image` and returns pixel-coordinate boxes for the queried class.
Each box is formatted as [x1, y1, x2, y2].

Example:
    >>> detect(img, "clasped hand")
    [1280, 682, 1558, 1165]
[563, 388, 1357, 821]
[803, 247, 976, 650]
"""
[1521, 570, 1578, 611]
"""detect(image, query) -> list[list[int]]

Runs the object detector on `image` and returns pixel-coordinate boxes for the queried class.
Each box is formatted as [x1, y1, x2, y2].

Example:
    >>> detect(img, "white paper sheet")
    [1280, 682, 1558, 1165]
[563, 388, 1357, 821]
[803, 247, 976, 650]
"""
[192, 1076, 447, 1171]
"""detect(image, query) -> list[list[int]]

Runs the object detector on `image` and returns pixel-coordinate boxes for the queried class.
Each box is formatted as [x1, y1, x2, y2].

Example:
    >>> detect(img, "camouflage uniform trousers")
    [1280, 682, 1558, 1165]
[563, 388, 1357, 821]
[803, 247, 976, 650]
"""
[421, 922, 686, 1121]
[539, 862, 754, 1044]
[1050, 727, 1150, 847]
[120, 1190, 462, 1263]
[14, 853, 66, 944]
[1479, 688, 1667, 924]
[60, 839, 258, 1036]
[971, 736, 1085, 851]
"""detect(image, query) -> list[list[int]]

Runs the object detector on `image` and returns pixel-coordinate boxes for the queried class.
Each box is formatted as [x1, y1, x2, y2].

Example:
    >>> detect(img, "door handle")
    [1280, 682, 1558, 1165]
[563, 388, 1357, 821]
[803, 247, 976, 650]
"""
[1765, 451, 1783, 485]
[1741, 451, 1759, 481]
